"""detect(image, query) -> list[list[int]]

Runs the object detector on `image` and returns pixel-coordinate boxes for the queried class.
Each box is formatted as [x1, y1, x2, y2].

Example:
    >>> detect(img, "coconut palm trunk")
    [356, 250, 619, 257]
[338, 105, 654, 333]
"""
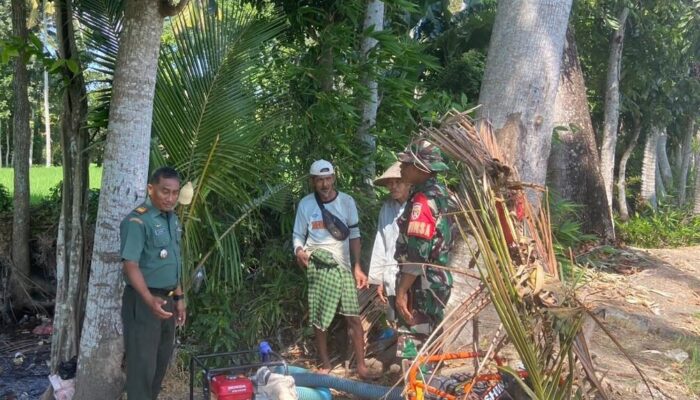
[600, 7, 629, 211]
[641, 127, 661, 209]
[356, 0, 384, 188]
[548, 26, 614, 239]
[656, 159, 667, 200]
[10, 0, 32, 309]
[74, 0, 185, 396]
[478, 0, 572, 199]
[657, 130, 673, 191]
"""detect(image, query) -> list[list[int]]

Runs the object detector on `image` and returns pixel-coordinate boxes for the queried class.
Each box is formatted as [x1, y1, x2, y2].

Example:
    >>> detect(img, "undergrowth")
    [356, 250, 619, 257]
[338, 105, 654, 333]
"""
[617, 204, 700, 248]
[548, 193, 597, 281]
[683, 339, 700, 395]
[185, 238, 307, 354]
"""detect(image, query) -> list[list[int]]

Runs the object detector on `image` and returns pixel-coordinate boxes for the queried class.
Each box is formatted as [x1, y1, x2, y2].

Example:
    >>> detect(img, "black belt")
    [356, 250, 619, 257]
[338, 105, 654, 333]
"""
[147, 287, 176, 297]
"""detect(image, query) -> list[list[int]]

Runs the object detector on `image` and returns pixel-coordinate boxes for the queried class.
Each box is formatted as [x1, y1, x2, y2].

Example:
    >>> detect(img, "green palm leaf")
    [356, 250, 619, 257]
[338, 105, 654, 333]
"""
[152, 2, 287, 291]
[75, 0, 123, 132]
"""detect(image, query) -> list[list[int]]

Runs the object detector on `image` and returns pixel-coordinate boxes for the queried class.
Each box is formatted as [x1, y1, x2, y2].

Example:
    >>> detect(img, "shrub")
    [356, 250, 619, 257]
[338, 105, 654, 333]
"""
[0, 184, 11, 212]
[617, 205, 700, 248]
[185, 238, 307, 353]
[548, 193, 597, 280]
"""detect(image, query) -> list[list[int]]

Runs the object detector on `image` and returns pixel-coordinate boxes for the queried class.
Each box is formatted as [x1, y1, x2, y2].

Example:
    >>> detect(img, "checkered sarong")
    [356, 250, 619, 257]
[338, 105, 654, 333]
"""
[307, 249, 360, 331]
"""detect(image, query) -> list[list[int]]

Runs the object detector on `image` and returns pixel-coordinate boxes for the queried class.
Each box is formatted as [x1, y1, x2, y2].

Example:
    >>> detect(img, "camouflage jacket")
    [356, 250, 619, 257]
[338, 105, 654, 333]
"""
[394, 177, 453, 266]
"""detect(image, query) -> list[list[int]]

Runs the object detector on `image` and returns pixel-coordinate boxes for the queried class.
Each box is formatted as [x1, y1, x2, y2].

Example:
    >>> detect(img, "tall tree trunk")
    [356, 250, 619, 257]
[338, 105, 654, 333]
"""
[318, 11, 335, 93]
[11, 0, 32, 309]
[672, 142, 682, 177]
[5, 123, 9, 167]
[678, 116, 695, 206]
[44, 69, 51, 166]
[42, 0, 51, 167]
[30, 108, 35, 166]
[356, 0, 384, 188]
[656, 158, 666, 200]
[478, 0, 572, 201]
[0, 121, 3, 168]
[75, 0, 167, 396]
[616, 117, 641, 221]
[641, 127, 660, 209]
[50, 0, 90, 377]
[693, 132, 700, 214]
[657, 130, 673, 191]
[548, 27, 614, 239]
[599, 7, 629, 212]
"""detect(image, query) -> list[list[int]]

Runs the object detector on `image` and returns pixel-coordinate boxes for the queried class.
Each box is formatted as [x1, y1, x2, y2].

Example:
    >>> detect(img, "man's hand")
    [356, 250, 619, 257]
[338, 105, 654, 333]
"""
[376, 285, 387, 303]
[354, 265, 368, 289]
[175, 300, 187, 327]
[147, 295, 173, 320]
[395, 288, 413, 324]
[295, 247, 310, 268]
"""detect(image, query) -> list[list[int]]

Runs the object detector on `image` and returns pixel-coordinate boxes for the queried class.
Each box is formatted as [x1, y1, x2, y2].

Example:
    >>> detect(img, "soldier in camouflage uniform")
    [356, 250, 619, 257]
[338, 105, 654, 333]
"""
[394, 139, 453, 343]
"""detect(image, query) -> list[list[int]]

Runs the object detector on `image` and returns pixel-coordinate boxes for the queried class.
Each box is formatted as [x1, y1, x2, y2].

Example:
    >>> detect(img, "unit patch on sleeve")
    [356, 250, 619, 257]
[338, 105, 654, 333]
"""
[407, 193, 436, 240]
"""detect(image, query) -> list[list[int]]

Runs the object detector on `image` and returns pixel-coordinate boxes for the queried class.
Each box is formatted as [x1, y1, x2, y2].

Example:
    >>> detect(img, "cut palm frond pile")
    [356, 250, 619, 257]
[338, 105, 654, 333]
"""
[402, 110, 625, 399]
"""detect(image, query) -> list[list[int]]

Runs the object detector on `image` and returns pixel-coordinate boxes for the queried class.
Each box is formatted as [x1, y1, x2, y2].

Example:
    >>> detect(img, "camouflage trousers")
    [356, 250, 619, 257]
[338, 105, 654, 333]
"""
[406, 266, 452, 337]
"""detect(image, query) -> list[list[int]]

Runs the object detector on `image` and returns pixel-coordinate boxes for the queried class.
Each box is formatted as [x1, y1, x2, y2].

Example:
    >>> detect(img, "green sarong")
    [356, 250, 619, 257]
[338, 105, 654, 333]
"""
[307, 249, 360, 331]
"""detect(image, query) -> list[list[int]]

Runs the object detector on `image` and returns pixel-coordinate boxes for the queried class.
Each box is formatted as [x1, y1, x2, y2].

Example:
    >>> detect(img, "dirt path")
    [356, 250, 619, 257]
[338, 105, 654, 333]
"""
[578, 246, 700, 399]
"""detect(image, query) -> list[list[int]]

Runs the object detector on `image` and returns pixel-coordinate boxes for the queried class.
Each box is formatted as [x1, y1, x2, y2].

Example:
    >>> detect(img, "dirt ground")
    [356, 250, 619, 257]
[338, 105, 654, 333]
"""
[164, 246, 700, 400]
[51, 246, 695, 399]
[575, 246, 700, 399]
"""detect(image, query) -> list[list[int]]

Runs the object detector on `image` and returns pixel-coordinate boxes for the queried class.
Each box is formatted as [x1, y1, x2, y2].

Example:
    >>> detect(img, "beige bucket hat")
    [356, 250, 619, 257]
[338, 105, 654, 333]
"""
[374, 162, 403, 187]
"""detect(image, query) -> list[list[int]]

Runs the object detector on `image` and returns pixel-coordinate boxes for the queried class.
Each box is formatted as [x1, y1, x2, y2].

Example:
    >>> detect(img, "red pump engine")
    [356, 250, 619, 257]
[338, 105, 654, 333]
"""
[210, 374, 254, 400]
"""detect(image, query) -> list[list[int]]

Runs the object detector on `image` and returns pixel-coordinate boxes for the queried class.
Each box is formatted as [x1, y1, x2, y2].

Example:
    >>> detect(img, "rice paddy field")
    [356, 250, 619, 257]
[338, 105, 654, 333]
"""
[0, 166, 103, 204]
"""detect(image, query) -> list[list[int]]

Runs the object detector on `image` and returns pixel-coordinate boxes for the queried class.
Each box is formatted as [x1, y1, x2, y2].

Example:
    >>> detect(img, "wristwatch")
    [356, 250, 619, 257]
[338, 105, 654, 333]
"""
[172, 294, 184, 302]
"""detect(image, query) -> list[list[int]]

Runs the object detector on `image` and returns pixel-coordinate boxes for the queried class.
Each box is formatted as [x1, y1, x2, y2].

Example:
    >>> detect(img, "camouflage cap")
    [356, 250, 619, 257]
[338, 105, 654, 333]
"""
[397, 139, 449, 172]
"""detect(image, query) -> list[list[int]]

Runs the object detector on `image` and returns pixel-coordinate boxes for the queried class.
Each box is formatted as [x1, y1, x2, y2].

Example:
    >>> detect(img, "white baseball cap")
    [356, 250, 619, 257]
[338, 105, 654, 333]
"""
[309, 159, 335, 176]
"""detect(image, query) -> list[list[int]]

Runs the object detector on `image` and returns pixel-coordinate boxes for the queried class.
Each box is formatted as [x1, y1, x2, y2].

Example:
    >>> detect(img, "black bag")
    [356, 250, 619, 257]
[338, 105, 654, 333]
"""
[314, 192, 356, 241]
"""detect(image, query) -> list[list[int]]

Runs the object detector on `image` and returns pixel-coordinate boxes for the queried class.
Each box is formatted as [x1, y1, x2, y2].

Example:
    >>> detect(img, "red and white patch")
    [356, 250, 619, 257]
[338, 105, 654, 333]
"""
[407, 193, 436, 240]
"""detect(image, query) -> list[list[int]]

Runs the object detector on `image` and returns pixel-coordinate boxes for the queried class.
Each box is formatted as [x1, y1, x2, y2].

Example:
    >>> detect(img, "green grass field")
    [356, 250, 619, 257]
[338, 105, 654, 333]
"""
[0, 166, 103, 204]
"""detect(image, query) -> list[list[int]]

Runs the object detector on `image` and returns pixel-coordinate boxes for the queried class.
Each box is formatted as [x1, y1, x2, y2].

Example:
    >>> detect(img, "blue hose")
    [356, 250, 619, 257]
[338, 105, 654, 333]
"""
[290, 373, 404, 400]
[297, 386, 332, 400]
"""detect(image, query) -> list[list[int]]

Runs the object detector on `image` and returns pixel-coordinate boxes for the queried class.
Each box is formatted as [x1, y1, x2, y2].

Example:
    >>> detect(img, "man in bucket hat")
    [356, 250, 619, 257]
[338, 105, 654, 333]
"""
[393, 140, 454, 349]
[368, 162, 412, 328]
[292, 159, 377, 379]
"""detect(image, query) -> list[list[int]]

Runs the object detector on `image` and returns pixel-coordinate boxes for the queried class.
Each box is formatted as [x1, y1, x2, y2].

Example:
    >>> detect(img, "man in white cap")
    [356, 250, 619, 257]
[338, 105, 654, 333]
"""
[292, 159, 377, 379]
[368, 162, 412, 328]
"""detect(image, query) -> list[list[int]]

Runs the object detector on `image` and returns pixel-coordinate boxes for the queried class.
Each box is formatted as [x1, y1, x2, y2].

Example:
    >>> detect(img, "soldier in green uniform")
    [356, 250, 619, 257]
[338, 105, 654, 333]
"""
[394, 139, 453, 341]
[120, 166, 186, 400]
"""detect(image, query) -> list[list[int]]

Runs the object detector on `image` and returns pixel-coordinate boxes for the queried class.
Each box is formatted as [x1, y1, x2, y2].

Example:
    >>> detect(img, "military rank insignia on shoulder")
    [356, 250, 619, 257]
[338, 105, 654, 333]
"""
[134, 206, 148, 215]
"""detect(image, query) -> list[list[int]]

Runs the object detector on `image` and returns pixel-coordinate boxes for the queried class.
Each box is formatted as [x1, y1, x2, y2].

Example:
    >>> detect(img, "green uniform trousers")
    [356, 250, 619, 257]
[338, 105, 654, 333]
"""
[122, 285, 176, 400]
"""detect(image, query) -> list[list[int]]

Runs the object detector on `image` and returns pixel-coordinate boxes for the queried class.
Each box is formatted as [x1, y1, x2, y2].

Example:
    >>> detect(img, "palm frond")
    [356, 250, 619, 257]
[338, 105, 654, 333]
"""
[75, 0, 124, 132]
[396, 111, 613, 399]
[152, 1, 287, 291]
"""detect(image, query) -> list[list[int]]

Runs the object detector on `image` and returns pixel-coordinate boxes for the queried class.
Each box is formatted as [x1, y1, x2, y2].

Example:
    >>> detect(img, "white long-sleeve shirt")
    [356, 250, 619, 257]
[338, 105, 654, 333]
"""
[292, 191, 360, 269]
[368, 199, 405, 296]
